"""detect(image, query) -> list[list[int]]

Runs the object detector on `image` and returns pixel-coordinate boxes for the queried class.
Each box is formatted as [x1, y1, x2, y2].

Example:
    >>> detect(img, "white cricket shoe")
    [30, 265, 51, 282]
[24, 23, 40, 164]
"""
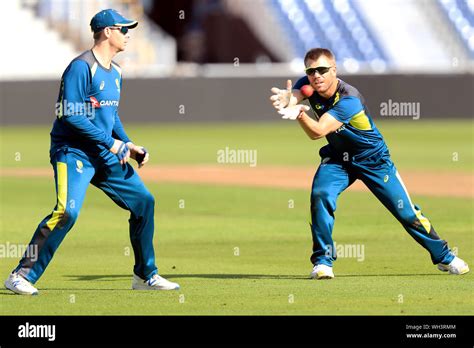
[310, 264, 334, 279]
[4, 272, 39, 295]
[437, 256, 470, 275]
[132, 274, 180, 290]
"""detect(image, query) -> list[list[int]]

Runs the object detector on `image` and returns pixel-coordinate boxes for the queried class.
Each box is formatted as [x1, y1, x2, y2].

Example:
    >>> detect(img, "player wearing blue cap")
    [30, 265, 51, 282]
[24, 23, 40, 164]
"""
[5, 9, 179, 295]
[270, 48, 469, 279]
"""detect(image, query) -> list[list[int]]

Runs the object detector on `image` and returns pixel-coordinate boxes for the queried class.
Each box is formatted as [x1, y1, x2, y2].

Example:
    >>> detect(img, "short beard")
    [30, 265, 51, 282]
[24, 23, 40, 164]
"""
[320, 79, 335, 96]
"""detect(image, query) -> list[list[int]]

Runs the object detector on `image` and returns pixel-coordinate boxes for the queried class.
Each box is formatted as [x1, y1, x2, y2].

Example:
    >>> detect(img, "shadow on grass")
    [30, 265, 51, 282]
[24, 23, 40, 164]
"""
[0, 289, 131, 294]
[63, 274, 308, 281]
[0, 290, 19, 296]
[166, 273, 446, 279]
[64, 274, 131, 281]
[63, 273, 446, 282]
[0, 272, 447, 295]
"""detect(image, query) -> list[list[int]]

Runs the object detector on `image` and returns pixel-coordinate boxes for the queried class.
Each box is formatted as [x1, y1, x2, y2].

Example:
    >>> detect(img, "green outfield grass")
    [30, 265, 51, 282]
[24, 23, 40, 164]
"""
[0, 120, 472, 315]
[1, 119, 473, 171]
[0, 178, 472, 315]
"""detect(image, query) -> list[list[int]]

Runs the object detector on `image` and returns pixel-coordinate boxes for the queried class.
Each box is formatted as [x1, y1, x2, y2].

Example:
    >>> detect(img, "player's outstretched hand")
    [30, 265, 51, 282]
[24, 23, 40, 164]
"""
[110, 139, 131, 165]
[278, 104, 310, 120]
[127, 143, 149, 168]
[270, 79, 297, 110]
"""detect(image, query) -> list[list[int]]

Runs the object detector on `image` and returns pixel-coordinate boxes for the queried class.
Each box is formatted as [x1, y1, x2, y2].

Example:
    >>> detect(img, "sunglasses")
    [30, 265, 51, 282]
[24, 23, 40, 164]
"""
[109, 26, 129, 35]
[305, 66, 333, 76]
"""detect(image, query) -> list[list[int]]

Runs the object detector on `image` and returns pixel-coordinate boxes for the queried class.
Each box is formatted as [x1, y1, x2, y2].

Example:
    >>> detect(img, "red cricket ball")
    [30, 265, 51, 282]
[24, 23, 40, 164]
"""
[300, 85, 314, 98]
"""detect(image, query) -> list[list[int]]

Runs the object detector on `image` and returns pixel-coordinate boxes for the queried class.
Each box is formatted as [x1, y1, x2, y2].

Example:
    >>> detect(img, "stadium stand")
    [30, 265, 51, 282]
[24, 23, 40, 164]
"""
[0, 0, 176, 79]
[437, 0, 474, 56]
[0, 0, 77, 79]
[268, 0, 388, 71]
[0, 0, 473, 79]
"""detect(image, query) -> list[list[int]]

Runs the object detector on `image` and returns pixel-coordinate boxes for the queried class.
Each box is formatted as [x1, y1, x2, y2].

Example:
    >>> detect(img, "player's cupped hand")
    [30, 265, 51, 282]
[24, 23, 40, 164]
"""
[270, 79, 297, 110]
[110, 139, 131, 165]
[127, 143, 149, 168]
[278, 104, 310, 120]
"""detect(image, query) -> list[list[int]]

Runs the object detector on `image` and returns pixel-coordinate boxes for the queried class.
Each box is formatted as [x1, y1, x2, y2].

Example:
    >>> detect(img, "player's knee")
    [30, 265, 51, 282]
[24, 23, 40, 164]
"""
[142, 190, 155, 206]
[132, 190, 155, 215]
[54, 209, 79, 229]
[311, 187, 333, 203]
[396, 209, 417, 225]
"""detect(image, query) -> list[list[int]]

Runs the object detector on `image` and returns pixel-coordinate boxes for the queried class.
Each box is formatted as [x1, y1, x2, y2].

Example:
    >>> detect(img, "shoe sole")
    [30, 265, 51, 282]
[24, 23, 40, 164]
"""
[437, 265, 470, 275]
[132, 284, 180, 291]
[317, 275, 334, 279]
[310, 273, 334, 280]
[4, 281, 38, 295]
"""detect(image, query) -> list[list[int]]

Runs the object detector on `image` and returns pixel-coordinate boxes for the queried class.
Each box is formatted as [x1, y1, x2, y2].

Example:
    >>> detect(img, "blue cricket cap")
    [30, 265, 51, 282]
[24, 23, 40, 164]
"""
[90, 9, 138, 32]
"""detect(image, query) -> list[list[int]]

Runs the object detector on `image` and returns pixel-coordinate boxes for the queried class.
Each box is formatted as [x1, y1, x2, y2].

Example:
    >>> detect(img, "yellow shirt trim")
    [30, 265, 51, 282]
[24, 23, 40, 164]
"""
[349, 110, 372, 130]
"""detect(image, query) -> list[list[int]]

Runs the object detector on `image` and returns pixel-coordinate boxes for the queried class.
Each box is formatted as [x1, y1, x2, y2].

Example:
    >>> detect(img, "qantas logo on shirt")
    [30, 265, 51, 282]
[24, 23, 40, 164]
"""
[90, 96, 100, 108]
[89, 97, 119, 108]
[100, 100, 119, 107]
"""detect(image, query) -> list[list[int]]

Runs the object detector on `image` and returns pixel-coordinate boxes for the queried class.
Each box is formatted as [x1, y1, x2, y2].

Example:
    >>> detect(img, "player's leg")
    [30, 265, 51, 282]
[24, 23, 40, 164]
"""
[8, 148, 94, 289]
[310, 156, 356, 272]
[91, 152, 178, 289]
[356, 158, 463, 270]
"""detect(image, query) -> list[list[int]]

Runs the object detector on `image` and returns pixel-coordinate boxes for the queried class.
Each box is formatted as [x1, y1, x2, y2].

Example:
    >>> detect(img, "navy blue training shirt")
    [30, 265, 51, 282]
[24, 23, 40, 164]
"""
[51, 50, 131, 157]
[294, 76, 389, 162]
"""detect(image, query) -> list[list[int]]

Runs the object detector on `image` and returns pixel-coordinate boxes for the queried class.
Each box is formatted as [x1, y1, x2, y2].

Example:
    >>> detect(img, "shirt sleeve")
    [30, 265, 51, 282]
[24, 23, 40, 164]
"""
[112, 111, 132, 144]
[327, 96, 363, 124]
[293, 76, 310, 90]
[59, 60, 115, 149]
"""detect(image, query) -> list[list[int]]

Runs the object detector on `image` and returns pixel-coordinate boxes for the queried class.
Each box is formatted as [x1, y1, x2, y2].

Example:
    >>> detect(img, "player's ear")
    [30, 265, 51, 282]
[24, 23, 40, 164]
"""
[103, 27, 112, 39]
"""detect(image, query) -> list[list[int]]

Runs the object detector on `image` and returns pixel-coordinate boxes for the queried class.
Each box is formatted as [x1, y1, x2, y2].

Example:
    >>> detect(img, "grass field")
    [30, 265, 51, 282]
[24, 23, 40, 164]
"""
[0, 120, 473, 315]
[1, 119, 473, 171]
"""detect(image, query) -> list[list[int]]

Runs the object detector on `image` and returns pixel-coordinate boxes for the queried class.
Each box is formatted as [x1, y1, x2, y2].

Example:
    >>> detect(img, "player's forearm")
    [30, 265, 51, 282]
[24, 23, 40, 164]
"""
[62, 115, 115, 149]
[112, 114, 132, 144]
[297, 112, 325, 140]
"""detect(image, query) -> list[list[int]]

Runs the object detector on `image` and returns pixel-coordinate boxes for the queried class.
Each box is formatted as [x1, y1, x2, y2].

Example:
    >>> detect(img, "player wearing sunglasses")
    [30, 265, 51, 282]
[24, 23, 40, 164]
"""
[270, 48, 468, 279]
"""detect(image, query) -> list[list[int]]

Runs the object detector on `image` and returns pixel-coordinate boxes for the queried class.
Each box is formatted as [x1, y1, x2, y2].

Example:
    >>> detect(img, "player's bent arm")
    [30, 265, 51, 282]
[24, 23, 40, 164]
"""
[110, 115, 146, 166]
[63, 115, 131, 166]
[112, 111, 132, 144]
[297, 112, 343, 140]
[60, 60, 116, 149]
[62, 114, 115, 149]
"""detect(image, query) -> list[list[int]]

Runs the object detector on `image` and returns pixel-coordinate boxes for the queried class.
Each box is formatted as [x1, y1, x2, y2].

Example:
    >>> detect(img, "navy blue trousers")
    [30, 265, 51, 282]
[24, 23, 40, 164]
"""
[310, 147, 454, 267]
[15, 146, 158, 283]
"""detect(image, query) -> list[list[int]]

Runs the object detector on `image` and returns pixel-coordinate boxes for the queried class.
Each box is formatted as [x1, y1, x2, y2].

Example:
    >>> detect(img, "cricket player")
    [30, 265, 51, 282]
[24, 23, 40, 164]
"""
[270, 48, 469, 279]
[5, 9, 179, 295]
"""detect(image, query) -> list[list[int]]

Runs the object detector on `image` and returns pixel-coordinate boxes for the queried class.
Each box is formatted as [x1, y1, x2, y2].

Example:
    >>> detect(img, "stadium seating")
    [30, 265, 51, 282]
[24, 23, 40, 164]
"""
[270, 0, 388, 67]
[0, 0, 176, 80]
[0, 0, 77, 79]
[437, 0, 474, 56]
